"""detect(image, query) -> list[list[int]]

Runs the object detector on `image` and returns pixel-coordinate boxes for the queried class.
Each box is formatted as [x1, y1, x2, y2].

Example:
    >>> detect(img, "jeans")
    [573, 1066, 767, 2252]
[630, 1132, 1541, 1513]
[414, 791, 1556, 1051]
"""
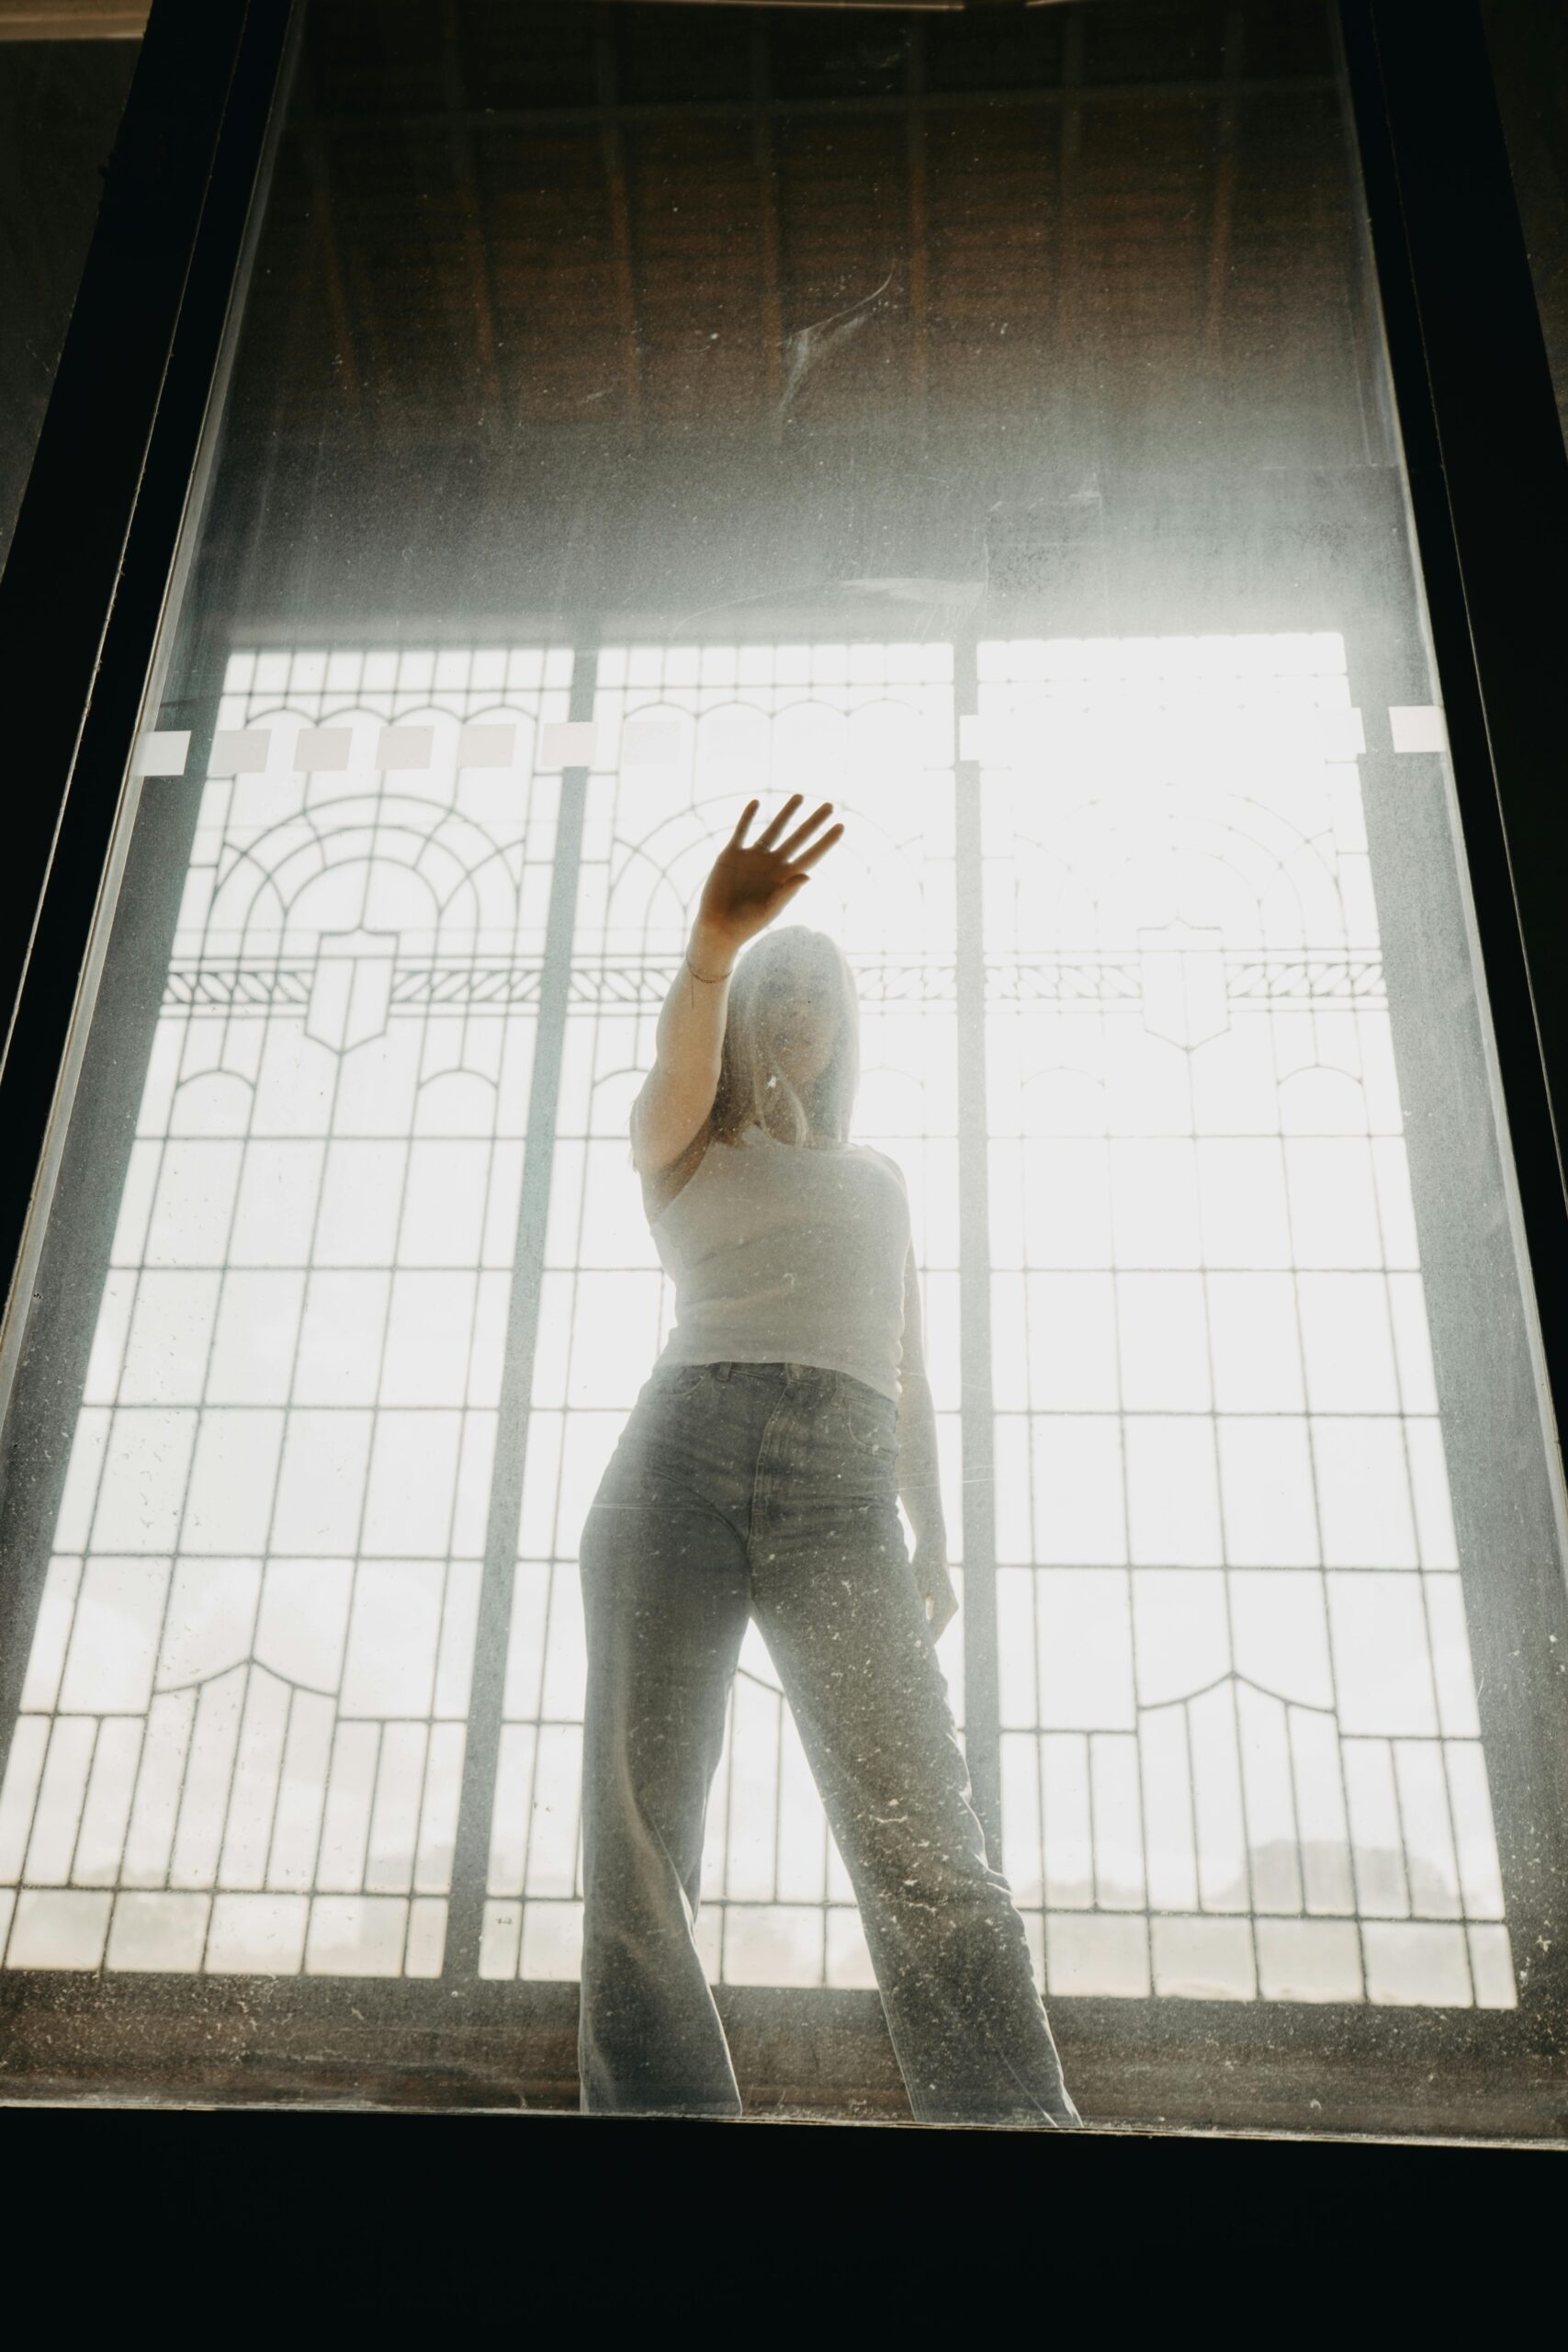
[577, 1357, 1081, 2126]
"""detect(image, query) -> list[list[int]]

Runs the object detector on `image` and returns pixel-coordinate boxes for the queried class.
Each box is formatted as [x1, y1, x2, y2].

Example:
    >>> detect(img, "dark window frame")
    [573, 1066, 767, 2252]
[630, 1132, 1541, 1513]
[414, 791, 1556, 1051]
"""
[1, 0, 1567, 2133]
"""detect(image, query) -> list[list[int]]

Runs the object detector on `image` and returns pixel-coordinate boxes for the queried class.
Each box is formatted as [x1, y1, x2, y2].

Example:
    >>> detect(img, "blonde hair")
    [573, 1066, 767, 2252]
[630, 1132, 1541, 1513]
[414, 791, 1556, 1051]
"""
[709, 926, 861, 1149]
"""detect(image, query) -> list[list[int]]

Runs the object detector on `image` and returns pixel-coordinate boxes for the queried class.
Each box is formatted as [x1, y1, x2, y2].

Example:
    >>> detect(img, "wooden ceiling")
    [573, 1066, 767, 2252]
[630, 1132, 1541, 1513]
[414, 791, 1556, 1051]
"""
[0, 2, 145, 36]
[229, 0, 1359, 461]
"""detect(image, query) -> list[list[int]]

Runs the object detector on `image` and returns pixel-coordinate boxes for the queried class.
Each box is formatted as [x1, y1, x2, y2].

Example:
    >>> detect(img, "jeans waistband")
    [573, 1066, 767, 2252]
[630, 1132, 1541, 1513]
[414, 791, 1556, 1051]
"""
[655, 1358, 888, 1404]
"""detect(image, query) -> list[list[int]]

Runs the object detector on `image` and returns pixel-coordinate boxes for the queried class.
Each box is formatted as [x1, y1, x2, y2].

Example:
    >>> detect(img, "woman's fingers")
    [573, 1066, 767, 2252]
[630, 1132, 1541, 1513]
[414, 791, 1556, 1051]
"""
[776, 801, 835, 861]
[727, 797, 760, 849]
[789, 820, 844, 873]
[751, 793, 804, 851]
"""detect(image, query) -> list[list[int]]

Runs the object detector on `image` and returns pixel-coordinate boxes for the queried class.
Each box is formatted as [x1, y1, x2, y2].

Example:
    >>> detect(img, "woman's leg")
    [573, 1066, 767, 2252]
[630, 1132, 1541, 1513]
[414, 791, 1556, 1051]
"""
[751, 1426, 1078, 2126]
[578, 1420, 752, 2116]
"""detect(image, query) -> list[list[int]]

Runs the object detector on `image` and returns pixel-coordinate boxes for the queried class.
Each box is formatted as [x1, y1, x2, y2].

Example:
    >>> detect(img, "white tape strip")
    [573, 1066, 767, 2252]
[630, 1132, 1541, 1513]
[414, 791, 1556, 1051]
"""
[131, 730, 190, 778]
[458, 721, 517, 767]
[539, 721, 598, 768]
[621, 720, 682, 766]
[208, 729, 269, 774]
[378, 725, 434, 769]
[1390, 705, 1447, 753]
[296, 727, 353, 773]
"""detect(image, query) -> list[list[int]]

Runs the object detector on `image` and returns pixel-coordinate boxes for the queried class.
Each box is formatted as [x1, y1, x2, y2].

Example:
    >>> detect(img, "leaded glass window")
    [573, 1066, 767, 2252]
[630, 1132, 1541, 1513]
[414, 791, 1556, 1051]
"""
[2, 0, 1564, 2132]
[976, 631, 1508, 2008]
[1, 646, 572, 1976]
[0, 628, 1515, 2011]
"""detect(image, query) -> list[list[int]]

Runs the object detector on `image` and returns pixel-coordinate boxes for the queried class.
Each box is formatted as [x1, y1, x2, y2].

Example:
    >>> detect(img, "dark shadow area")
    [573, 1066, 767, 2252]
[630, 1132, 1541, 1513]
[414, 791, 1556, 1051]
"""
[1483, 0, 1568, 456]
[0, 36, 139, 570]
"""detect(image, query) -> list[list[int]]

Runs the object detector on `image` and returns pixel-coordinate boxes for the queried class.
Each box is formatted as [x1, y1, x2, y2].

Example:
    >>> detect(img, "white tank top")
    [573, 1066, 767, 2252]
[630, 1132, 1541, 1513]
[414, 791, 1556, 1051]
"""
[649, 1125, 912, 1402]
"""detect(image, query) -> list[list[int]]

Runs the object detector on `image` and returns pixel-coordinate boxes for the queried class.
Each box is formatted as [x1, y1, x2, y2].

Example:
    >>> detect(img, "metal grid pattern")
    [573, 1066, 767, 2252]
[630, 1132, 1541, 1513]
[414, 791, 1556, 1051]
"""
[0, 628, 1517, 2008]
[979, 633, 1512, 2005]
[0, 645, 570, 1976]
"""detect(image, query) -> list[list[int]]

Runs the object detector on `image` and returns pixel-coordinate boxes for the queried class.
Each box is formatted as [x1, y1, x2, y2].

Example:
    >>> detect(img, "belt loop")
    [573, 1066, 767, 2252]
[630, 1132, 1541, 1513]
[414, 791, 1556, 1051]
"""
[717, 1360, 732, 1383]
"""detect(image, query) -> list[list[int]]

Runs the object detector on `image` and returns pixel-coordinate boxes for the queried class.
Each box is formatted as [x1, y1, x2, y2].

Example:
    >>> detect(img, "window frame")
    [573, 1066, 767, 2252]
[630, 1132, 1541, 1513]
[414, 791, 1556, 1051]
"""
[1, 0, 1566, 2132]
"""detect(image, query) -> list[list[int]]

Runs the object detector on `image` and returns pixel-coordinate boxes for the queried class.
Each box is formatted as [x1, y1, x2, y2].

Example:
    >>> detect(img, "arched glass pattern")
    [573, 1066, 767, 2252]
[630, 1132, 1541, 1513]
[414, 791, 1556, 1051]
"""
[0, 628, 1513, 2014]
[0, 645, 570, 1977]
[978, 632, 1509, 2007]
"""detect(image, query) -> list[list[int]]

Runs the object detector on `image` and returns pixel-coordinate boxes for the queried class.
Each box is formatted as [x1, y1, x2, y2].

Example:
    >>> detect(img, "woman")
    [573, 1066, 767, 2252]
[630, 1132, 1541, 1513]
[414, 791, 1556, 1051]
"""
[578, 790, 1080, 2127]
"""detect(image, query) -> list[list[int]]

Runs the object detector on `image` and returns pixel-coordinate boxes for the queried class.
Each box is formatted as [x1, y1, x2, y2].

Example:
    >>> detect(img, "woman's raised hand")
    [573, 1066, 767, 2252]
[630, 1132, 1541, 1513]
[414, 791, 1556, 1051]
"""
[694, 795, 844, 957]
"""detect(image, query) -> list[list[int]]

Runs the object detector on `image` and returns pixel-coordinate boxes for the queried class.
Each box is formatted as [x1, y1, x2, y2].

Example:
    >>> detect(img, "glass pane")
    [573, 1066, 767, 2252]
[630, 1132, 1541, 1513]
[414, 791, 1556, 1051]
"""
[982, 626, 1506, 2007]
[2, 0, 1565, 2131]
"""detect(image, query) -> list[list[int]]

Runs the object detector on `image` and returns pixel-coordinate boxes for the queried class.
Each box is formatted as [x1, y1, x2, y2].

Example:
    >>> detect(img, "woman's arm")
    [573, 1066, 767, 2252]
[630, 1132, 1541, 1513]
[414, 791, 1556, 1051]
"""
[630, 793, 843, 1177]
[629, 916, 737, 1176]
[896, 1242, 957, 1634]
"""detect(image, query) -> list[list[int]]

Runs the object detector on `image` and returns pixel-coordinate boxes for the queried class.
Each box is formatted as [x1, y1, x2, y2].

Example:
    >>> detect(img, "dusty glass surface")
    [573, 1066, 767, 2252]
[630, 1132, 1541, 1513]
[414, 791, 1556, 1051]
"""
[2, 0, 1566, 2131]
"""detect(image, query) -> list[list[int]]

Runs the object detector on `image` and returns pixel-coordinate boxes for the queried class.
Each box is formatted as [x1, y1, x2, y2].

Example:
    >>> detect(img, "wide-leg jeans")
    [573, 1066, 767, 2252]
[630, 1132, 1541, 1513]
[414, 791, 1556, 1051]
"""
[577, 1357, 1080, 2126]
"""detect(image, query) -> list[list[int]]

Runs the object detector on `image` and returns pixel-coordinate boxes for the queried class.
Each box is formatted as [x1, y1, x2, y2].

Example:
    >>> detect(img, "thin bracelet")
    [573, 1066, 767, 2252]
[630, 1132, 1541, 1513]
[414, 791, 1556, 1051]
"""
[684, 947, 733, 984]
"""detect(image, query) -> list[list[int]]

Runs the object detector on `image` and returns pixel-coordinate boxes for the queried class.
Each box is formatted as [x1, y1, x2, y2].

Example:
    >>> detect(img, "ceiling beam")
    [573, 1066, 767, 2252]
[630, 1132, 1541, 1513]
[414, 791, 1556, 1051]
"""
[301, 116, 366, 431]
[750, 21, 786, 426]
[441, 0, 503, 429]
[316, 78, 1334, 135]
[0, 0, 1081, 36]
[1056, 2, 1083, 344]
[1205, 2, 1246, 359]
[594, 6, 646, 440]
[906, 18, 931, 411]
[0, 0, 148, 34]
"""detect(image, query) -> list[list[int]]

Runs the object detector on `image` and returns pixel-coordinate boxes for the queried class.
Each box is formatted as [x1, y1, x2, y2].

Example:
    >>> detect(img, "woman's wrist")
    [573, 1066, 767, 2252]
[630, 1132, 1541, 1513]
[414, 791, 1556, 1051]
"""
[686, 922, 736, 983]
